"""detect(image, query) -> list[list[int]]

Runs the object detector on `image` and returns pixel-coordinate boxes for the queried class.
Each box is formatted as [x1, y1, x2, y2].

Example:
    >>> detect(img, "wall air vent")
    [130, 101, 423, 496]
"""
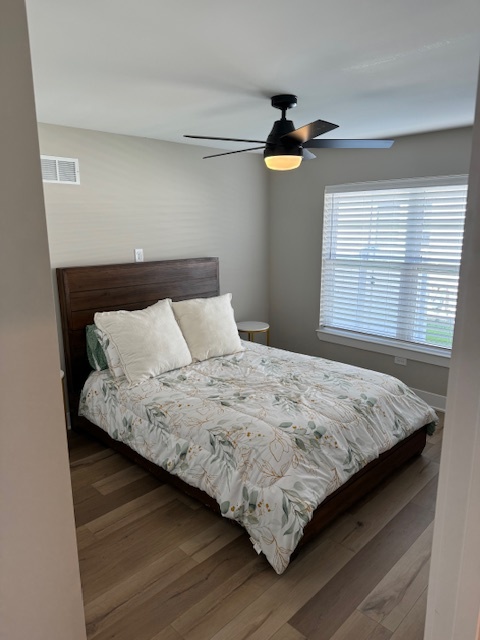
[41, 155, 80, 184]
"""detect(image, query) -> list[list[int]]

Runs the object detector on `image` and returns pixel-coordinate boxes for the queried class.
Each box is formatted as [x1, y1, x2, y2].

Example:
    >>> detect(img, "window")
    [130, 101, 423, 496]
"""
[319, 175, 468, 361]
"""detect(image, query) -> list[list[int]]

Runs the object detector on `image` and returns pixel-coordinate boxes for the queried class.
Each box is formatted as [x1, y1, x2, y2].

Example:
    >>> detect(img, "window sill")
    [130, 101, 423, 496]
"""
[316, 328, 450, 367]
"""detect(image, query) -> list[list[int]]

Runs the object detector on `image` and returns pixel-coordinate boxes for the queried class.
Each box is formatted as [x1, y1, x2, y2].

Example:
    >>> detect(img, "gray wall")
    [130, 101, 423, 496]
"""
[39, 123, 473, 397]
[0, 1, 86, 638]
[38, 123, 269, 325]
[269, 127, 473, 397]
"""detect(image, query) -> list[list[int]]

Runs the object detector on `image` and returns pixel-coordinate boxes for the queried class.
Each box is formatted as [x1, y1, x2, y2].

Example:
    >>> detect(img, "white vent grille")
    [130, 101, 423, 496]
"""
[41, 155, 80, 184]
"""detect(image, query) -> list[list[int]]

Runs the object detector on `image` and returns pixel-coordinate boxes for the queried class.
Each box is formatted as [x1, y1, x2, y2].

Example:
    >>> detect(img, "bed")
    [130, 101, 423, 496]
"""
[57, 257, 437, 574]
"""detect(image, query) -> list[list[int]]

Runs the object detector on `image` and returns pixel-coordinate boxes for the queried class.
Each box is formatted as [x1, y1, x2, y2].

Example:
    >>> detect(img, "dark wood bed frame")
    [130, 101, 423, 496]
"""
[57, 257, 427, 552]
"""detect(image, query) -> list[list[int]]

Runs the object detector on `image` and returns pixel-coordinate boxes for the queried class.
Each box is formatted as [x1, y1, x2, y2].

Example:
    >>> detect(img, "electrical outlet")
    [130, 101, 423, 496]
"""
[394, 356, 407, 366]
[134, 248, 144, 262]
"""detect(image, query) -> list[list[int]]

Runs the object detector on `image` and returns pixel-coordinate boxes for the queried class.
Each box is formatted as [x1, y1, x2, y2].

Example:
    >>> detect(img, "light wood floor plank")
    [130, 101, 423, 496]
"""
[389, 588, 428, 640]
[85, 547, 197, 638]
[171, 557, 274, 640]
[328, 610, 392, 640]
[269, 623, 307, 640]
[208, 537, 355, 640]
[358, 522, 433, 631]
[289, 501, 433, 640]
[74, 473, 162, 527]
[76, 524, 97, 550]
[93, 464, 149, 494]
[80, 503, 219, 604]
[90, 537, 259, 640]
[149, 626, 184, 640]
[85, 485, 178, 538]
[70, 451, 127, 490]
[411, 475, 439, 513]
[179, 518, 242, 563]
[67, 422, 442, 640]
[326, 454, 438, 553]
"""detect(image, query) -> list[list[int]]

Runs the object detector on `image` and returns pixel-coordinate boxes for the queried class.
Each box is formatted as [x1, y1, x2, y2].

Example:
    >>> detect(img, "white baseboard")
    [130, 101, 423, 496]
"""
[411, 388, 446, 412]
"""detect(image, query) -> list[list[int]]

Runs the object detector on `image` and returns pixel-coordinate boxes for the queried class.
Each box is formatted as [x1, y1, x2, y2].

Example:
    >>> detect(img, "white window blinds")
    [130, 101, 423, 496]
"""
[320, 175, 468, 354]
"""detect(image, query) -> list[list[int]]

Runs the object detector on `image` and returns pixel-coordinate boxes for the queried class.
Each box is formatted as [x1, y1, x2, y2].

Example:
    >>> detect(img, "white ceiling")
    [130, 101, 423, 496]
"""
[26, 0, 480, 152]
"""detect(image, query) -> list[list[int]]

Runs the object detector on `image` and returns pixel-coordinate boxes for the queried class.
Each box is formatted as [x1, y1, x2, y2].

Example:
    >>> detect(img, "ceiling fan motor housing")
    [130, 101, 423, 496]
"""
[264, 117, 303, 160]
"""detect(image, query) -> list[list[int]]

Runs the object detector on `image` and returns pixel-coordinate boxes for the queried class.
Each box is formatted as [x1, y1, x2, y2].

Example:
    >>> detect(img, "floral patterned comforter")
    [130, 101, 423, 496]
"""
[79, 341, 437, 574]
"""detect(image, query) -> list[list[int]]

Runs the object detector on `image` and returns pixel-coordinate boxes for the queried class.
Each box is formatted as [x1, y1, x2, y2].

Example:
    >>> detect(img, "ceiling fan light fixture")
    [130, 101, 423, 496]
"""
[264, 155, 303, 171]
[264, 143, 303, 171]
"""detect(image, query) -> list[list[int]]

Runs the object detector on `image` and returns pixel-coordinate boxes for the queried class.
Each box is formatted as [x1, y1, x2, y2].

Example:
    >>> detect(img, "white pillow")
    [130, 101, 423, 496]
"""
[172, 293, 244, 362]
[94, 299, 192, 385]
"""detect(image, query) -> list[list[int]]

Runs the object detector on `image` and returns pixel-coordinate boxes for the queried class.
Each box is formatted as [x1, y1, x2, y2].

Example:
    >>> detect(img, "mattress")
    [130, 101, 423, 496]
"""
[79, 341, 437, 573]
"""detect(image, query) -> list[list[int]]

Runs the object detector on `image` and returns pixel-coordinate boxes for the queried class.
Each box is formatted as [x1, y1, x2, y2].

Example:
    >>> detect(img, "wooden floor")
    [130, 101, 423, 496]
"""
[69, 416, 443, 640]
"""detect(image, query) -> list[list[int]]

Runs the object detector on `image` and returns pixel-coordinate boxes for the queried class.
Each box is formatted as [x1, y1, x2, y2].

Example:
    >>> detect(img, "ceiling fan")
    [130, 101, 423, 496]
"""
[185, 94, 394, 171]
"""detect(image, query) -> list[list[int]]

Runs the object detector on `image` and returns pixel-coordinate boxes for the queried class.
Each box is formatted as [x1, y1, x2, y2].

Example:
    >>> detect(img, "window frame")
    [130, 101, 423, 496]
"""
[317, 174, 469, 366]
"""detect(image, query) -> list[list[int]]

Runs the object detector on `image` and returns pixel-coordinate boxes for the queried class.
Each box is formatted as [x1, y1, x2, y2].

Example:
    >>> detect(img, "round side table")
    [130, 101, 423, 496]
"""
[236, 321, 270, 346]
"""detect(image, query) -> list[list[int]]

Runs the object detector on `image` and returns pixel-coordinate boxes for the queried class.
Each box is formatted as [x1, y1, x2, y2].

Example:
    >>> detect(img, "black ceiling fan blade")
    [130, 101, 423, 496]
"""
[282, 119, 339, 144]
[304, 139, 394, 149]
[185, 135, 267, 144]
[203, 146, 265, 159]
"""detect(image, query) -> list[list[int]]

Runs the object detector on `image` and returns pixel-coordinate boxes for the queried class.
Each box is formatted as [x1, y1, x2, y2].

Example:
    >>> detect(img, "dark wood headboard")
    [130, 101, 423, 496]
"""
[56, 257, 219, 428]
